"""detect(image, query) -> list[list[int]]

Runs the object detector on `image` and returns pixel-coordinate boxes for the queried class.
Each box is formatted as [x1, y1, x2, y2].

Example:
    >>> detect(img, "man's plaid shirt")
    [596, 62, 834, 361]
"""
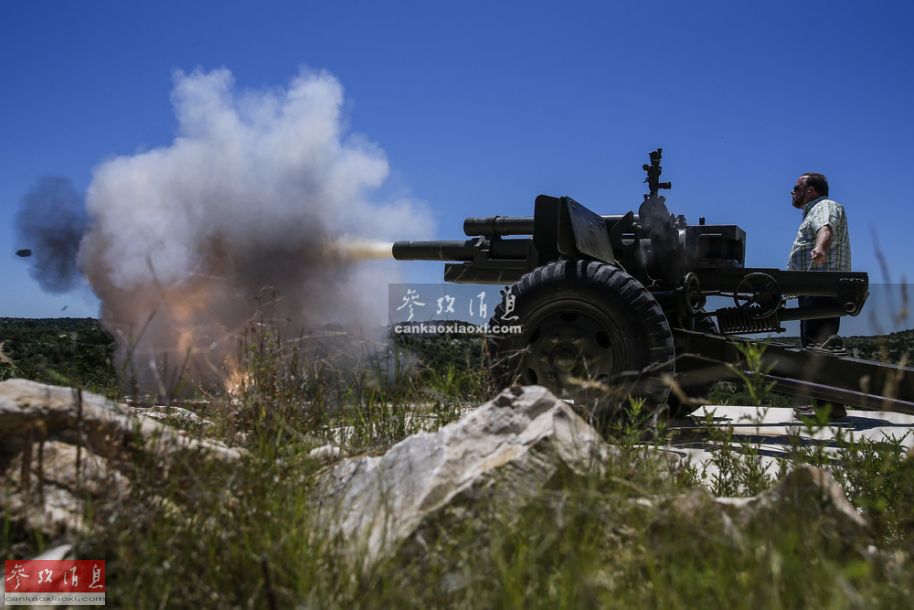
[787, 196, 851, 272]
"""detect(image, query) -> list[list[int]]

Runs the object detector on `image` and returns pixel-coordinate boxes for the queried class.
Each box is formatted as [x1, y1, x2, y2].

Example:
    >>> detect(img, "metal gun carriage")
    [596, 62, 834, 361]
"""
[393, 150, 914, 417]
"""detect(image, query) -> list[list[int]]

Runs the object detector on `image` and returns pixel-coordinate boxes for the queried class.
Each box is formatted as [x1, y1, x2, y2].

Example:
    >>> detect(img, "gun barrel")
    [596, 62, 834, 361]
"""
[464, 214, 628, 237]
[464, 216, 534, 236]
[391, 240, 477, 261]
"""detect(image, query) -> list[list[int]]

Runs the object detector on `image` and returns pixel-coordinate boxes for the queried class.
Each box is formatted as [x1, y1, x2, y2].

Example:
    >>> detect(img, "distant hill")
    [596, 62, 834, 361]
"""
[845, 328, 914, 362]
[768, 329, 914, 364]
[0, 317, 117, 395]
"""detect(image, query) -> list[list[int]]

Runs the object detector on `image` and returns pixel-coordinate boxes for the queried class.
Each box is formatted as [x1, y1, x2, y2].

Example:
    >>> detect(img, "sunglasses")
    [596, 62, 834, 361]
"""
[792, 185, 809, 194]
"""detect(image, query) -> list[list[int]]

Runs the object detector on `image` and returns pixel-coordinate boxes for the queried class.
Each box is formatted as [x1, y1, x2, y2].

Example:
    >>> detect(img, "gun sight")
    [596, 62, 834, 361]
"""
[643, 147, 671, 198]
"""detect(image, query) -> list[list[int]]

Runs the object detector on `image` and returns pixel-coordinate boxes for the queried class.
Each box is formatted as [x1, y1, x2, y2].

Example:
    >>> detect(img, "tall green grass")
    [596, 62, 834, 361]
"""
[3, 326, 914, 609]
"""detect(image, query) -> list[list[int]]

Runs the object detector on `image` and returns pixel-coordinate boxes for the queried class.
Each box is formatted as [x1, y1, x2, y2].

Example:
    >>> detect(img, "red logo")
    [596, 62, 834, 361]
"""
[5, 560, 106, 605]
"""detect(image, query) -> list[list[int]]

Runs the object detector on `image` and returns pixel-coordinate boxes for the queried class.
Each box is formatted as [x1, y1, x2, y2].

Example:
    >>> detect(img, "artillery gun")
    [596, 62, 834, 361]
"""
[393, 150, 914, 417]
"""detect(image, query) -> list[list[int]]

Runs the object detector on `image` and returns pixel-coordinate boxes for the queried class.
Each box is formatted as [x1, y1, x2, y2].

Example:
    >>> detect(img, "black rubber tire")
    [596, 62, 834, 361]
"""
[666, 313, 719, 418]
[487, 260, 675, 421]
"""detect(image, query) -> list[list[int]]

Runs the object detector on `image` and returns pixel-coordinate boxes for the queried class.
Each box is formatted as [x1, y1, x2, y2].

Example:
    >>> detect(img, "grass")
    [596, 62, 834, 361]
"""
[2, 325, 914, 608]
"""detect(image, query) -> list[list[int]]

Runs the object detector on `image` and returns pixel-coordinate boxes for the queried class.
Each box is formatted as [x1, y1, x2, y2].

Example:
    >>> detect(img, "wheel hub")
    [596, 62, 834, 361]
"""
[550, 344, 580, 372]
[520, 301, 624, 396]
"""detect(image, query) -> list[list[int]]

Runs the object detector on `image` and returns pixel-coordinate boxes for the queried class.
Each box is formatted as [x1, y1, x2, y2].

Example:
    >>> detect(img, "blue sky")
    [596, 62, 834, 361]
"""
[2, 0, 913, 324]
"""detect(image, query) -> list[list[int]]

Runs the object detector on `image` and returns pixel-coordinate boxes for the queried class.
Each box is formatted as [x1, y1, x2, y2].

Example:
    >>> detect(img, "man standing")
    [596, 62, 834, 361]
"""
[788, 172, 851, 420]
[787, 172, 851, 349]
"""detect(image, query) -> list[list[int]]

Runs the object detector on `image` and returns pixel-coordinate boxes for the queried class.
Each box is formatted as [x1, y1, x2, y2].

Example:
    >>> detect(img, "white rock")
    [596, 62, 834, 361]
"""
[31, 544, 73, 560]
[0, 378, 241, 537]
[0, 378, 240, 468]
[315, 385, 613, 565]
[308, 444, 343, 463]
[137, 405, 214, 428]
[659, 464, 869, 548]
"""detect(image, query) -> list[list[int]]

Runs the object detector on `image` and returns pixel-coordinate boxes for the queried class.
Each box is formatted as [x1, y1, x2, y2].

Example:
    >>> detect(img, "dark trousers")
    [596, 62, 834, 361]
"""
[798, 296, 841, 348]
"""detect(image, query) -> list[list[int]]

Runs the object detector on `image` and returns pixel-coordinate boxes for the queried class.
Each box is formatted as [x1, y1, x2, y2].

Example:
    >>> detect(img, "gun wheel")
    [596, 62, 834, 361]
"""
[487, 260, 675, 423]
[733, 272, 781, 319]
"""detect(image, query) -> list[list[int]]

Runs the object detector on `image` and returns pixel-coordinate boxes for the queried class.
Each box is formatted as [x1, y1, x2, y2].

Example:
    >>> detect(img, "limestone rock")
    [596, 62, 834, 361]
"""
[0, 378, 239, 469]
[4, 441, 125, 536]
[136, 405, 215, 429]
[31, 544, 74, 560]
[0, 378, 240, 538]
[657, 465, 869, 551]
[652, 487, 745, 546]
[315, 385, 613, 565]
[717, 464, 868, 539]
[307, 444, 343, 464]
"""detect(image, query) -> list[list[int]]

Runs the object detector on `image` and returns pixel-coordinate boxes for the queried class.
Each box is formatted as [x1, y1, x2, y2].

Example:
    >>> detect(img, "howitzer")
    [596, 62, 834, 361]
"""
[393, 149, 914, 416]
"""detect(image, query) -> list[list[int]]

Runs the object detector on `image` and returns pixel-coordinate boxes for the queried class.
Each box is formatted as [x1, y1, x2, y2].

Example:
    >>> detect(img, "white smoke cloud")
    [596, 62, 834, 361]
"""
[78, 67, 434, 389]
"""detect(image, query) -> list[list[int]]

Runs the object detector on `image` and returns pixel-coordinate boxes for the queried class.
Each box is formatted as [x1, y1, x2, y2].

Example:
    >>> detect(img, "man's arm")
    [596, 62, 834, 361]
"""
[810, 225, 833, 265]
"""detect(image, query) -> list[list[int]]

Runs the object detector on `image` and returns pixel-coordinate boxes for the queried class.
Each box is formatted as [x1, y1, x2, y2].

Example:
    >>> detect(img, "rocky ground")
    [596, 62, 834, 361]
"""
[2, 376, 914, 608]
